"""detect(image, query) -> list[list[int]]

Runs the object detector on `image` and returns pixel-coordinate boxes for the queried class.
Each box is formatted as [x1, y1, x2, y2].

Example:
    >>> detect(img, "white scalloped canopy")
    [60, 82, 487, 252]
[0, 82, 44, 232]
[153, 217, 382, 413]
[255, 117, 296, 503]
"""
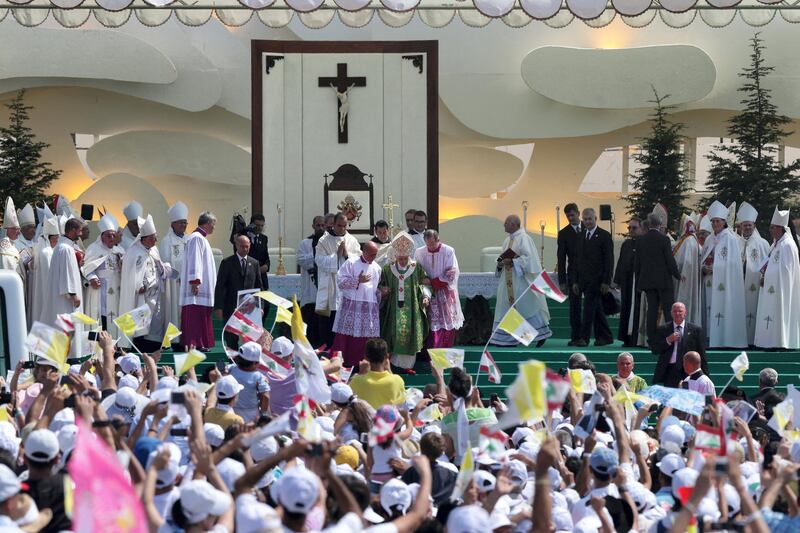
[440, 146, 524, 198]
[521, 45, 716, 109]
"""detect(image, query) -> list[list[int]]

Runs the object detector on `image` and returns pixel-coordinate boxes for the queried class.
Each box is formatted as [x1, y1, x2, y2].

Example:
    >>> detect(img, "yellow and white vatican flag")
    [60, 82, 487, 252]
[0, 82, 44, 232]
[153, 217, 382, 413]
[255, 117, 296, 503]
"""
[569, 368, 597, 395]
[730, 352, 749, 381]
[497, 360, 547, 427]
[70, 312, 98, 327]
[768, 398, 794, 437]
[450, 445, 475, 502]
[25, 321, 70, 373]
[498, 308, 538, 346]
[174, 349, 206, 376]
[254, 291, 293, 309]
[114, 304, 152, 338]
[292, 296, 331, 405]
[428, 348, 465, 370]
[162, 323, 181, 349]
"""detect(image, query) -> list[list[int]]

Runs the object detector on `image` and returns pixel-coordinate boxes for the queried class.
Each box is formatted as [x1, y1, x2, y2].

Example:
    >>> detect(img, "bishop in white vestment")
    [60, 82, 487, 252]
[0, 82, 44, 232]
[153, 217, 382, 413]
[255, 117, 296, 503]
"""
[120, 201, 143, 250]
[179, 212, 217, 350]
[415, 229, 464, 348]
[736, 202, 771, 345]
[673, 214, 702, 324]
[44, 218, 84, 357]
[31, 218, 60, 324]
[82, 214, 124, 335]
[159, 201, 189, 343]
[490, 215, 552, 346]
[0, 198, 24, 282]
[701, 201, 747, 348]
[14, 203, 37, 252]
[755, 208, 800, 349]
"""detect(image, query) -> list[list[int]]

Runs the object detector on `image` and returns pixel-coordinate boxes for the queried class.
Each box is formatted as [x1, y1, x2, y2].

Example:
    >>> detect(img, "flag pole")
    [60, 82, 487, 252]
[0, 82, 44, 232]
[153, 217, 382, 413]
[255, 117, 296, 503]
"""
[117, 330, 146, 359]
[717, 373, 737, 397]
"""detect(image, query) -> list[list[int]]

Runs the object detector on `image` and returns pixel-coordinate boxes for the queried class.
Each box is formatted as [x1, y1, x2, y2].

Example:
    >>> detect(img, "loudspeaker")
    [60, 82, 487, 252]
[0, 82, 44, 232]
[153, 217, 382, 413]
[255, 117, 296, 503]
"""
[599, 204, 612, 221]
[80, 204, 94, 221]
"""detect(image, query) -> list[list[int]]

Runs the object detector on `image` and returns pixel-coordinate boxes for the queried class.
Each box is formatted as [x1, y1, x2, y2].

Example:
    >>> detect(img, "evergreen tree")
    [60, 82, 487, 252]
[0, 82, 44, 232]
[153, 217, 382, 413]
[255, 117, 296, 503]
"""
[625, 88, 691, 231]
[699, 33, 800, 231]
[0, 90, 61, 207]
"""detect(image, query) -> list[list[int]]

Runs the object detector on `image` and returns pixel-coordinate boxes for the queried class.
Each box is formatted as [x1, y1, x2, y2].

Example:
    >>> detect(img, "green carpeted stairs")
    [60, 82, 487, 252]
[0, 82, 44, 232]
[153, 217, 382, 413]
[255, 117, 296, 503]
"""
[160, 299, 800, 399]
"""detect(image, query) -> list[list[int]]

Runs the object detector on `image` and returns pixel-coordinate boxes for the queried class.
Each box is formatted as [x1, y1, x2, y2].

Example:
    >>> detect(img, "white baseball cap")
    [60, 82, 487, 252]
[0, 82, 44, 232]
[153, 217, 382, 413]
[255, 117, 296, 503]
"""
[250, 436, 279, 463]
[270, 337, 293, 357]
[447, 504, 491, 533]
[671, 467, 699, 499]
[217, 458, 245, 492]
[511, 427, 534, 447]
[380, 479, 412, 516]
[277, 468, 320, 514]
[118, 354, 141, 375]
[507, 460, 528, 488]
[56, 424, 79, 456]
[656, 453, 686, 477]
[331, 383, 354, 405]
[157, 376, 179, 390]
[660, 425, 686, 449]
[216, 375, 244, 400]
[473, 470, 496, 493]
[146, 442, 182, 488]
[0, 464, 20, 501]
[179, 480, 233, 525]
[24, 429, 60, 462]
[118, 374, 140, 391]
[204, 423, 225, 448]
[49, 408, 75, 432]
[238, 342, 262, 363]
[236, 493, 281, 533]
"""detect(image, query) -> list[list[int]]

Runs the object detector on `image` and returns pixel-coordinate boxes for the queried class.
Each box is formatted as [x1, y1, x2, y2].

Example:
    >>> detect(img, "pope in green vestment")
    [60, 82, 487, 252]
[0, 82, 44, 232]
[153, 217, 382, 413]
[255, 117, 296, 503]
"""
[380, 232, 430, 370]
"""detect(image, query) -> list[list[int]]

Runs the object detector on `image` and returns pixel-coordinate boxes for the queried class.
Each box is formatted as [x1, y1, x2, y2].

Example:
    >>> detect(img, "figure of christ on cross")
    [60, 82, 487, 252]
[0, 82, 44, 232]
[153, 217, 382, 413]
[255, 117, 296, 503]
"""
[318, 63, 367, 144]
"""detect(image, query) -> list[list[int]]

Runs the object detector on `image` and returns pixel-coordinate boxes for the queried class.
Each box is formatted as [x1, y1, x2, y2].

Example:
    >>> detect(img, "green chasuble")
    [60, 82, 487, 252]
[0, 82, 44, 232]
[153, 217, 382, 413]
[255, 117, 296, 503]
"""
[380, 260, 429, 368]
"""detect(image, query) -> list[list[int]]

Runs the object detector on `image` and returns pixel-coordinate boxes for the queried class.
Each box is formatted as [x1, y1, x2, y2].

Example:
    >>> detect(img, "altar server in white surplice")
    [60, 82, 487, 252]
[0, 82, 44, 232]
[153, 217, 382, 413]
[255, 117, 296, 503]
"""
[179, 211, 217, 351]
[159, 201, 189, 343]
[31, 217, 60, 324]
[82, 213, 124, 335]
[44, 218, 84, 357]
[700, 201, 747, 348]
[755, 208, 800, 349]
[736, 201, 771, 345]
[120, 201, 143, 250]
[673, 213, 702, 325]
[119, 214, 175, 350]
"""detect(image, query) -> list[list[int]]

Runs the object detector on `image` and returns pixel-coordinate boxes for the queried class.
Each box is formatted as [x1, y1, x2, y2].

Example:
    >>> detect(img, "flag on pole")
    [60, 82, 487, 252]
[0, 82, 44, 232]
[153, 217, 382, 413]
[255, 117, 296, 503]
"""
[25, 322, 70, 373]
[338, 366, 354, 384]
[114, 304, 152, 337]
[731, 352, 749, 381]
[71, 311, 98, 326]
[242, 411, 292, 446]
[498, 308, 538, 346]
[695, 424, 726, 455]
[569, 368, 597, 394]
[479, 350, 502, 384]
[429, 348, 465, 370]
[478, 427, 509, 460]
[258, 349, 292, 379]
[68, 423, 148, 533]
[161, 323, 181, 349]
[450, 445, 475, 502]
[417, 403, 442, 424]
[224, 310, 264, 343]
[55, 313, 75, 333]
[254, 290, 293, 309]
[497, 360, 546, 427]
[612, 386, 651, 411]
[173, 350, 206, 376]
[768, 398, 794, 437]
[530, 271, 567, 303]
[545, 369, 572, 410]
[291, 297, 331, 405]
[295, 395, 322, 442]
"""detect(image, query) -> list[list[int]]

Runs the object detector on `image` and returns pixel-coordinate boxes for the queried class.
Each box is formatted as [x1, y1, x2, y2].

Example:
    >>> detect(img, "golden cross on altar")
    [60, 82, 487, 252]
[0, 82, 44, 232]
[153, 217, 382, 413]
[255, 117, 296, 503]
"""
[382, 194, 401, 238]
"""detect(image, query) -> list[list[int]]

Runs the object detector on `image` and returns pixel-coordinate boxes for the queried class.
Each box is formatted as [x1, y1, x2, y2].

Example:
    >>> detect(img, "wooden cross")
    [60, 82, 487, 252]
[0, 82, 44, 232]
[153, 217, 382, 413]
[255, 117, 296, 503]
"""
[715, 312, 724, 326]
[764, 316, 773, 330]
[318, 63, 367, 144]
[382, 194, 401, 238]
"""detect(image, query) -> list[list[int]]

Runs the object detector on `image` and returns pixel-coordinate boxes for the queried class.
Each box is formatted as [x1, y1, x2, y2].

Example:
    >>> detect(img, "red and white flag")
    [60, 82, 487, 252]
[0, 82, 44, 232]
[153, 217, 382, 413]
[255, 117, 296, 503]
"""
[695, 423, 726, 455]
[479, 427, 509, 460]
[545, 369, 572, 410]
[479, 350, 502, 384]
[224, 310, 264, 343]
[258, 349, 292, 379]
[530, 271, 567, 303]
[55, 313, 75, 333]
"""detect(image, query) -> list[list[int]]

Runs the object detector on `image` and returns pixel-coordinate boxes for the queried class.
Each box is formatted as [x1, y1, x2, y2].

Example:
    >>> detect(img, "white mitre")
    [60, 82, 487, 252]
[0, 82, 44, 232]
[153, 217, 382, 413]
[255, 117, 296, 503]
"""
[123, 201, 143, 222]
[167, 202, 189, 223]
[699, 215, 712, 233]
[391, 231, 415, 258]
[736, 202, 758, 224]
[771, 207, 790, 228]
[137, 215, 157, 238]
[2, 198, 19, 229]
[97, 213, 118, 234]
[707, 201, 729, 221]
[43, 217, 60, 237]
[18, 204, 35, 228]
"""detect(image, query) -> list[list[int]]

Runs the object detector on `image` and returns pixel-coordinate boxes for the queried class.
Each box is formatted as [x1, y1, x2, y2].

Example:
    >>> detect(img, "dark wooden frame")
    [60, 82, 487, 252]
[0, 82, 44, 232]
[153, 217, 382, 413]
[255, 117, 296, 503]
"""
[323, 164, 375, 235]
[250, 40, 439, 229]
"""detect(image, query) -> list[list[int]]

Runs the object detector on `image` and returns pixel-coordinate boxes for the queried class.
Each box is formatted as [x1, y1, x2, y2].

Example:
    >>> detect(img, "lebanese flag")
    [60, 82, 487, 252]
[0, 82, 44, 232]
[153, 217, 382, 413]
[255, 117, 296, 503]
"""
[545, 369, 571, 410]
[258, 349, 292, 379]
[55, 313, 75, 333]
[479, 350, 502, 384]
[530, 271, 567, 303]
[695, 424, 726, 455]
[224, 310, 264, 343]
[479, 427, 509, 459]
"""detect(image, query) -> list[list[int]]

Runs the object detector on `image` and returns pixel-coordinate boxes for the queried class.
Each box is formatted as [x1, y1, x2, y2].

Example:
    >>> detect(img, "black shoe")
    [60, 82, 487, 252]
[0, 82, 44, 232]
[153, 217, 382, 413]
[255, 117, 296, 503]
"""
[536, 338, 547, 348]
[594, 339, 613, 347]
[572, 340, 588, 347]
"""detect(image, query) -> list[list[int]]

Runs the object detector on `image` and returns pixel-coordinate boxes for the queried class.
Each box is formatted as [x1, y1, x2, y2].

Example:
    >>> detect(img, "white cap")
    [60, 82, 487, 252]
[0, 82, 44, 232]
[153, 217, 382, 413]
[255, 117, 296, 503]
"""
[0, 464, 21, 502]
[671, 467, 699, 499]
[123, 201, 143, 222]
[167, 201, 189, 223]
[43, 216, 60, 237]
[473, 470, 496, 493]
[137, 215, 156, 238]
[660, 425, 686, 449]
[118, 354, 141, 375]
[661, 414, 681, 431]
[236, 496, 281, 533]
[97, 213, 118, 234]
[511, 427, 534, 447]
[380, 478, 412, 515]
[699, 215, 712, 233]
[771, 206, 790, 228]
[331, 383, 354, 405]
[146, 442, 182, 487]
[157, 376, 179, 390]
[737, 201, 758, 224]
[656, 453, 686, 477]
[507, 460, 528, 488]
[56, 424, 78, 456]
[250, 436, 279, 462]
[118, 374, 139, 391]
[277, 468, 320, 514]
[18, 203, 35, 227]
[217, 457, 245, 492]
[180, 479, 233, 525]
[2, 198, 19, 229]
[0, 423, 21, 460]
[238, 341, 262, 363]
[49, 408, 75, 432]
[270, 336, 293, 357]
[553, 507, 573, 532]
[24, 429, 60, 462]
[446, 505, 491, 533]
[216, 375, 244, 400]
[204, 423, 225, 448]
[707, 200, 729, 221]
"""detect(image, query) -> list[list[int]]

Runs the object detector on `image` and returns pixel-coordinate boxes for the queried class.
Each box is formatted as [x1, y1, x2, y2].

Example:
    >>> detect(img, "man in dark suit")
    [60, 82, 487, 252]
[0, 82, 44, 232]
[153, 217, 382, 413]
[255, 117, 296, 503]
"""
[651, 301, 708, 387]
[242, 214, 270, 289]
[613, 217, 643, 347]
[215, 234, 264, 347]
[557, 203, 583, 345]
[748, 368, 784, 419]
[575, 207, 614, 347]
[635, 213, 681, 348]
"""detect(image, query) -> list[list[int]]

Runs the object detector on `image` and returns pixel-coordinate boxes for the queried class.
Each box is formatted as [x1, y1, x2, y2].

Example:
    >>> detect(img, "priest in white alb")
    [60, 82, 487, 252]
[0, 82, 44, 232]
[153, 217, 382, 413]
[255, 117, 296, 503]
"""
[30, 217, 60, 324]
[490, 214, 552, 346]
[331, 241, 382, 366]
[673, 213, 702, 324]
[180, 211, 217, 351]
[82, 213, 124, 334]
[315, 212, 361, 348]
[159, 201, 189, 344]
[0, 198, 24, 281]
[700, 200, 747, 348]
[755, 207, 800, 349]
[119, 214, 175, 351]
[44, 218, 84, 357]
[415, 229, 464, 349]
[736, 201, 770, 345]
[120, 201, 143, 250]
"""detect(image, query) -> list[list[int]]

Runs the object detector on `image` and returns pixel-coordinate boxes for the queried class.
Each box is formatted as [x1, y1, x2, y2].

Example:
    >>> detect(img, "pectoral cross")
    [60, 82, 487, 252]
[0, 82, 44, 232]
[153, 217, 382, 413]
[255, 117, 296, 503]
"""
[318, 63, 367, 144]
[382, 194, 401, 238]
[764, 316, 773, 330]
[715, 312, 724, 326]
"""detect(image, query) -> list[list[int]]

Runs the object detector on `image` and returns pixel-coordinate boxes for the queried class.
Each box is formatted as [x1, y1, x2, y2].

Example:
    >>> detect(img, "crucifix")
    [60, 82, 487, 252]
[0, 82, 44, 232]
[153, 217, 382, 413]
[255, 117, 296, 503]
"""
[382, 194, 401, 238]
[764, 316, 773, 330]
[318, 63, 367, 144]
[715, 312, 724, 327]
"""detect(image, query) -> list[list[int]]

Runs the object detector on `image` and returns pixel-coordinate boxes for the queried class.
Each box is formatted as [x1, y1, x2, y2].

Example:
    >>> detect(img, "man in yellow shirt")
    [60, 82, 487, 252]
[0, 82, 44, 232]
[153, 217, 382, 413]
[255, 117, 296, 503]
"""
[350, 338, 406, 409]
[204, 375, 246, 430]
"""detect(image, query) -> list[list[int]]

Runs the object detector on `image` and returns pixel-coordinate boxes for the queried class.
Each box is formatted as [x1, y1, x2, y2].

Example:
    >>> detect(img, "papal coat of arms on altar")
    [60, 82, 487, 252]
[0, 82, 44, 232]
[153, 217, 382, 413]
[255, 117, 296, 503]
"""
[324, 163, 374, 235]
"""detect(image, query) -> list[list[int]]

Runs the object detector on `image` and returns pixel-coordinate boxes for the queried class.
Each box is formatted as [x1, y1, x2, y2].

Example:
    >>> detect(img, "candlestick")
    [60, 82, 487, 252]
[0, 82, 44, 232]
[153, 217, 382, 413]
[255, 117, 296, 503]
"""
[522, 201, 529, 232]
[539, 220, 546, 269]
[556, 205, 560, 232]
[276, 204, 286, 276]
